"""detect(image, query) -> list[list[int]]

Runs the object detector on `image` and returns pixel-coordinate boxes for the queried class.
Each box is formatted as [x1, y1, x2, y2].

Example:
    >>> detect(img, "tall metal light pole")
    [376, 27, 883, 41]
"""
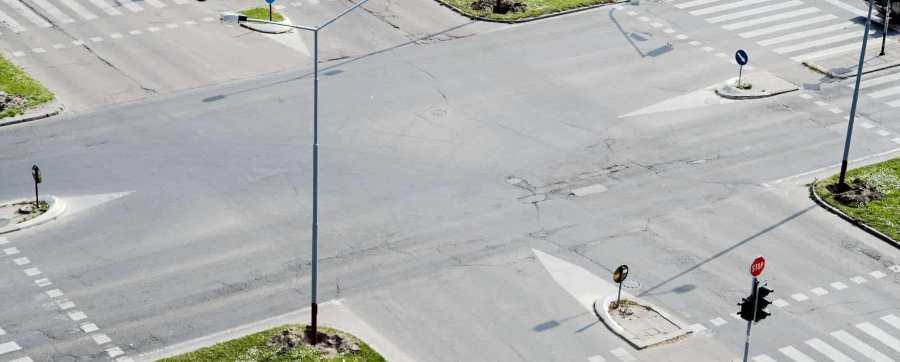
[221, 1, 372, 343]
[839, 0, 876, 189]
[881, 0, 891, 56]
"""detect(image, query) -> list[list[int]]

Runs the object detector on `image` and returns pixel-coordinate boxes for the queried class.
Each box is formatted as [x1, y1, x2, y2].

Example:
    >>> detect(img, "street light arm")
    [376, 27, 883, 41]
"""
[318, 0, 373, 29]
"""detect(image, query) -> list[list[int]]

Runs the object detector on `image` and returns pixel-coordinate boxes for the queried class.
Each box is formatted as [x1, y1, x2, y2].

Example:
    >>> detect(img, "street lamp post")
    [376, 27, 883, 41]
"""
[220, 1, 371, 343]
[881, 0, 891, 56]
[839, 0, 876, 189]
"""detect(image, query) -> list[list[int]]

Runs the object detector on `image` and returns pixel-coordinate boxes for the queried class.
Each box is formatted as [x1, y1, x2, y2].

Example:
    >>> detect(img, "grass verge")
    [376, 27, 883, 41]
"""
[814, 158, 900, 241]
[240, 6, 285, 22]
[439, 0, 615, 21]
[0, 55, 53, 119]
[158, 325, 386, 362]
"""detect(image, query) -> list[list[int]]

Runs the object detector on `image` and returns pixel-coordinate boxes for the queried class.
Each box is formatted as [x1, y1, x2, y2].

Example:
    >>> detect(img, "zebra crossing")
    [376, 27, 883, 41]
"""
[667, 0, 878, 64]
[749, 314, 900, 362]
[849, 69, 900, 108]
[0, 0, 191, 34]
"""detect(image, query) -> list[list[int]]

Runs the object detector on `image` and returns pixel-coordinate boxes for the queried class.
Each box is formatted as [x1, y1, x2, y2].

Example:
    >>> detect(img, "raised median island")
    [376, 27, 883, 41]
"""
[0, 55, 53, 119]
[437, 0, 618, 22]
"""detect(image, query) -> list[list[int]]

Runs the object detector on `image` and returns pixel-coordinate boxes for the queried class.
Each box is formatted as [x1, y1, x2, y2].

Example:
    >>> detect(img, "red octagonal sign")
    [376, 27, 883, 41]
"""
[750, 256, 766, 277]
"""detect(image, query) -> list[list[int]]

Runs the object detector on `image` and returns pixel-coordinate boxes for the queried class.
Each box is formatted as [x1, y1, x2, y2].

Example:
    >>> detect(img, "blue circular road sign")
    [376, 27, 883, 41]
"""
[735, 49, 749, 66]
[266, 0, 276, 3]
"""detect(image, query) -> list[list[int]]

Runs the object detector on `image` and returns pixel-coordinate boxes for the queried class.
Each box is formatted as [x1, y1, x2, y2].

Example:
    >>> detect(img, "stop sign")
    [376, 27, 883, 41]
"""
[750, 256, 766, 277]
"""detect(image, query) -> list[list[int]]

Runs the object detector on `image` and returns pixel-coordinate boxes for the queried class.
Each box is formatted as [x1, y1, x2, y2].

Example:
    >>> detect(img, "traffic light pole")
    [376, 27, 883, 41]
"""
[742, 277, 759, 362]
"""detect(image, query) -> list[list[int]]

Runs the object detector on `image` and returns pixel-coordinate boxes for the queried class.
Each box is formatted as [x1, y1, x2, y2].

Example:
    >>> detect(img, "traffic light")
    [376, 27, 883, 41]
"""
[754, 285, 773, 322]
[738, 296, 754, 321]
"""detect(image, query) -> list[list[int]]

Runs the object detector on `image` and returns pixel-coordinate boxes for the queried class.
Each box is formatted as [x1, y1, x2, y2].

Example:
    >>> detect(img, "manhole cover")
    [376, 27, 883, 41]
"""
[623, 280, 641, 289]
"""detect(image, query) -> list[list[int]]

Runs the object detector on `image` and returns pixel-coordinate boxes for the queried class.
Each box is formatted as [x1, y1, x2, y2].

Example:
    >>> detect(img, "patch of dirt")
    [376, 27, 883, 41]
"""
[827, 178, 884, 207]
[0, 200, 48, 224]
[471, 0, 527, 14]
[0, 92, 27, 114]
[267, 327, 361, 358]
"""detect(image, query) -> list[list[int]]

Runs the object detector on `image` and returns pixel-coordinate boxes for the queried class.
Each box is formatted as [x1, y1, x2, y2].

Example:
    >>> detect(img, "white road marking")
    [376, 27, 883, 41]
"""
[3, 247, 19, 255]
[12, 257, 29, 265]
[0, 237, 6, 244]
[869, 85, 900, 98]
[798, 93, 813, 99]
[31, 0, 74, 23]
[821, 0, 868, 16]
[752, 354, 777, 362]
[759, 23, 854, 46]
[690, 0, 777, 16]
[730, 312, 743, 320]
[1, 0, 50, 27]
[184, 20, 196, 25]
[892, 137, 900, 144]
[165, 23, 178, 28]
[831, 329, 892, 362]
[202, 17, 214, 22]
[723, 7, 820, 31]
[882, 314, 900, 330]
[90, 36, 103, 42]
[710, 317, 727, 326]
[828, 108, 842, 114]
[117, 0, 143, 12]
[116, 357, 134, 362]
[664, 28, 675, 33]
[56, 299, 75, 310]
[861, 121, 875, 128]
[11, 51, 25, 57]
[676, 34, 689, 39]
[107, 346, 124, 358]
[46, 289, 64, 298]
[291, 1, 302, 5]
[857, 71, 900, 89]
[791, 42, 871, 62]
[143, 0, 166, 7]
[810, 287, 829, 296]
[52, 43, 64, 49]
[707, 1, 804, 24]
[887, 99, 900, 107]
[110, 33, 122, 39]
[791, 293, 809, 301]
[773, 299, 790, 307]
[650, 22, 663, 27]
[0, 8, 25, 33]
[0, 327, 4, 335]
[779, 346, 816, 362]
[856, 322, 900, 353]
[638, 16, 650, 21]
[23, 267, 41, 276]
[814, 100, 829, 106]
[889, 265, 900, 272]
[588, 355, 607, 362]
[675, 0, 721, 9]
[81, 323, 99, 333]
[72, 40, 84, 45]
[128, 29, 141, 35]
[702, 46, 715, 51]
[0, 341, 22, 355]
[831, 281, 848, 290]
[739, 15, 838, 38]
[57, 0, 97, 20]
[8, 357, 33, 362]
[850, 276, 868, 284]
[93, 333, 112, 345]
[148, 26, 161, 32]
[34, 278, 51, 287]
[610, 348, 636, 361]
[274, 4, 286, 9]
[86, 0, 122, 16]
[626, 10, 637, 16]
[68, 310, 87, 321]
[870, 270, 887, 279]
[687, 323, 707, 332]
[307, 0, 320, 4]
[715, 52, 727, 57]
[689, 40, 702, 45]
[773, 32, 865, 54]
[806, 338, 854, 362]
[170, 0, 189, 4]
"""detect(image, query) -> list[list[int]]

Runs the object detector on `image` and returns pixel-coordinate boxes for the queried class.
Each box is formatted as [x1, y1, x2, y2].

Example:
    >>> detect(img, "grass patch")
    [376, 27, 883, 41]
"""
[815, 157, 900, 240]
[0, 55, 53, 119]
[240, 6, 285, 22]
[439, 0, 615, 21]
[158, 325, 386, 362]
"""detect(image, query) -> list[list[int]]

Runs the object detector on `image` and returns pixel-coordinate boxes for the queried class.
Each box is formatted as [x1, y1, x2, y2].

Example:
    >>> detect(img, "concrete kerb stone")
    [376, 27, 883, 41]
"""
[240, 22, 293, 34]
[592, 296, 691, 349]
[433, 0, 628, 24]
[715, 71, 799, 100]
[0, 99, 64, 128]
[0, 195, 66, 235]
[803, 60, 900, 79]
[809, 179, 900, 249]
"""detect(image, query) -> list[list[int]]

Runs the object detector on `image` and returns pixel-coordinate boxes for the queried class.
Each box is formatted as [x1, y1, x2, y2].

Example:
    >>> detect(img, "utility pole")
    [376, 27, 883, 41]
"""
[839, 0, 876, 189]
[882, 0, 891, 56]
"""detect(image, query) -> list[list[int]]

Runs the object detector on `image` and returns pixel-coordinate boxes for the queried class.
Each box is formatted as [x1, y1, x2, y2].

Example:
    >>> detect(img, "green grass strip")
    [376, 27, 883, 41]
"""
[240, 6, 285, 22]
[0, 55, 53, 119]
[158, 325, 386, 362]
[439, 0, 614, 21]
[815, 157, 900, 241]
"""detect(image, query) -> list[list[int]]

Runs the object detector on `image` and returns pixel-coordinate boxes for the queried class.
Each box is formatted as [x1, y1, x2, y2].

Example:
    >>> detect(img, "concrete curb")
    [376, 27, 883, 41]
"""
[592, 297, 691, 349]
[240, 22, 293, 34]
[803, 60, 900, 79]
[0, 195, 66, 235]
[715, 86, 798, 100]
[0, 99, 63, 128]
[809, 179, 900, 249]
[433, 0, 628, 24]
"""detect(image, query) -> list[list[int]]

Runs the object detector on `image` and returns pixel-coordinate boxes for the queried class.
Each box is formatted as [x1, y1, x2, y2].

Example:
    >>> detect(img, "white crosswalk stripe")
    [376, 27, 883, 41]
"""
[758, 22, 853, 46]
[790, 42, 872, 62]
[856, 71, 900, 89]
[868, 84, 900, 99]
[31, 0, 75, 23]
[116, 0, 144, 12]
[773, 32, 865, 54]
[143, 0, 166, 8]
[722, 7, 821, 31]
[57, 0, 97, 20]
[0, 8, 26, 32]
[856, 322, 900, 353]
[707, 1, 804, 24]
[805, 338, 854, 362]
[689, 0, 777, 16]
[2, 0, 51, 27]
[883, 314, 900, 330]
[779, 346, 815, 362]
[739, 15, 839, 38]
[86, 0, 122, 15]
[675, 0, 721, 9]
[830, 329, 893, 362]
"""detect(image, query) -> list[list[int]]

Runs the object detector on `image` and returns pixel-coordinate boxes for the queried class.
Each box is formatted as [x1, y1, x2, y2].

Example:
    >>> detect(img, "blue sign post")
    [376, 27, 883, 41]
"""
[266, 0, 275, 21]
[735, 49, 749, 88]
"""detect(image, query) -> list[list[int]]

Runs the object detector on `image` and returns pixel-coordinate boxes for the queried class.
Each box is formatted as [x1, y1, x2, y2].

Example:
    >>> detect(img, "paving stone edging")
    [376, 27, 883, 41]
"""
[0, 100, 63, 128]
[809, 179, 900, 249]
[592, 296, 691, 350]
[433, 0, 628, 24]
[0, 195, 66, 235]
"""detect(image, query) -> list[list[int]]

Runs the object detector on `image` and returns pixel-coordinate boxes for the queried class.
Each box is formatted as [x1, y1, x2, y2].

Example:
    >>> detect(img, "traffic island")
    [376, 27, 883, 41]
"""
[0, 54, 55, 123]
[435, 0, 621, 23]
[714, 70, 798, 100]
[158, 324, 386, 362]
[811, 158, 900, 247]
[0, 196, 66, 234]
[593, 297, 691, 349]
[237, 7, 292, 34]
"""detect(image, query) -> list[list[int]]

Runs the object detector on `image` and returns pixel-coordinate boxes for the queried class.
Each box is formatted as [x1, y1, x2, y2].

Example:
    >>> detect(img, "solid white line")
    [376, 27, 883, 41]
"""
[821, 0, 867, 16]
[0, 341, 22, 355]
[779, 346, 816, 362]
[1, 0, 50, 27]
[882, 314, 900, 330]
[308, 0, 320, 4]
[739, 15, 838, 38]
[0, 8, 25, 32]
[690, 0, 777, 16]
[30, 0, 74, 23]
[707, 1, 804, 24]
[831, 329, 892, 362]
[675, 0, 720, 9]
[856, 322, 900, 353]
[57, 0, 97, 20]
[723, 8, 820, 31]
[806, 338, 854, 362]
[773, 31, 863, 54]
[759, 23, 853, 46]
[86, 0, 121, 15]
[791, 41, 870, 62]
[869, 84, 900, 98]
[857, 71, 900, 89]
